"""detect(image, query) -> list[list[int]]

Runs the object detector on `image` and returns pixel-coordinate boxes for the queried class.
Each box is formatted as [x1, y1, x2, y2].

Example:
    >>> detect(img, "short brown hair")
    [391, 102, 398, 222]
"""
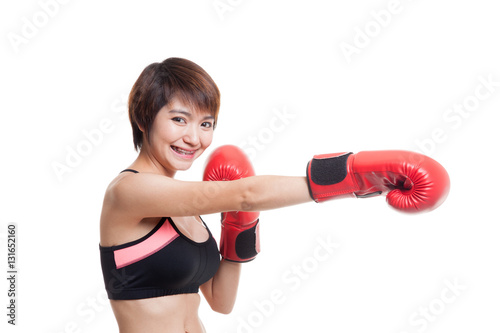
[128, 57, 220, 151]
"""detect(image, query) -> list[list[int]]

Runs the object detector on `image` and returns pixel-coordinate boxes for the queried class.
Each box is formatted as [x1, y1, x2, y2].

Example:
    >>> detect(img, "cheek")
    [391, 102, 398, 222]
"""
[151, 122, 175, 143]
[201, 131, 214, 148]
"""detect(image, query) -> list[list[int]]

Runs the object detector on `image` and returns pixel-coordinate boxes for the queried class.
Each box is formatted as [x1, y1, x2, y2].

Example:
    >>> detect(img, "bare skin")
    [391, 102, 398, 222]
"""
[100, 100, 312, 332]
[109, 293, 206, 333]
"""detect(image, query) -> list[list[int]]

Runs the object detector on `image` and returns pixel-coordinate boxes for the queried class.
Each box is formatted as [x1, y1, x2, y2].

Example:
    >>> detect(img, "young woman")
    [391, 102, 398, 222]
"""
[99, 57, 449, 333]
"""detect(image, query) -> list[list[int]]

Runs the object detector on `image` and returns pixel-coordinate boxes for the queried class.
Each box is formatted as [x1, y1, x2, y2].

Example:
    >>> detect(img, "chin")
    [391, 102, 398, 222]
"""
[171, 157, 198, 172]
[175, 164, 193, 171]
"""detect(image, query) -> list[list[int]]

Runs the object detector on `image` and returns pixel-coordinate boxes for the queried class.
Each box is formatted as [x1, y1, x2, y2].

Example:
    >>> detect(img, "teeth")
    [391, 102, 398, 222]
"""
[172, 146, 194, 155]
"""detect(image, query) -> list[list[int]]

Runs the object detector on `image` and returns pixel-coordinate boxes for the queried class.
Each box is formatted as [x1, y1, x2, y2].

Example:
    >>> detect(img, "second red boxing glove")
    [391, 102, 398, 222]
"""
[306, 150, 450, 213]
[203, 145, 260, 262]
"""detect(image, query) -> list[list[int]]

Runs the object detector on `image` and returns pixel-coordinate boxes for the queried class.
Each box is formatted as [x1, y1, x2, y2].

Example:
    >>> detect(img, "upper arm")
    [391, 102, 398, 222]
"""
[108, 173, 249, 219]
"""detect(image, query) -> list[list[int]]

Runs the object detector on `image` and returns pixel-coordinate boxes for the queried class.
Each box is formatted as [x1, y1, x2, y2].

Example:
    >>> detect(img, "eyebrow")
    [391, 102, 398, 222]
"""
[169, 109, 215, 120]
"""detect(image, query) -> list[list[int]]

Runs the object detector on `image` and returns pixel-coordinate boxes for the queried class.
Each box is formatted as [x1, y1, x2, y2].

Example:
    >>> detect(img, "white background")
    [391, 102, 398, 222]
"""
[1, 0, 499, 332]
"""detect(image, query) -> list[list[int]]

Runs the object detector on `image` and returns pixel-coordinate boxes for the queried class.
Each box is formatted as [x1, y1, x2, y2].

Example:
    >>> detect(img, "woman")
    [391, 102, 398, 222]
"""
[99, 57, 312, 333]
[99, 57, 449, 332]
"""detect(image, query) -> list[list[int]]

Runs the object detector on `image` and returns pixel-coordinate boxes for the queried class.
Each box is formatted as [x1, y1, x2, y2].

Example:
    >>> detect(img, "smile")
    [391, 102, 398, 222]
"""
[170, 145, 197, 159]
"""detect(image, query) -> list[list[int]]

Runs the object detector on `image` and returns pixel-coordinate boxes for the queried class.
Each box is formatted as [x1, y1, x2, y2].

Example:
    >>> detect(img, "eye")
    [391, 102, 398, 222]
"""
[201, 121, 213, 129]
[172, 117, 186, 124]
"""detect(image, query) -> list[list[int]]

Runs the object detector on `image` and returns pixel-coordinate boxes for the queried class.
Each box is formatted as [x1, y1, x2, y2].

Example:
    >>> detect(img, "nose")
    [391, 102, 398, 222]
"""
[183, 124, 200, 146]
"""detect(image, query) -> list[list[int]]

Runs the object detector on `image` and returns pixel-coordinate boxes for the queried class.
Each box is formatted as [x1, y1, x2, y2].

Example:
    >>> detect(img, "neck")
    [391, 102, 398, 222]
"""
[132, 146, 177, 178]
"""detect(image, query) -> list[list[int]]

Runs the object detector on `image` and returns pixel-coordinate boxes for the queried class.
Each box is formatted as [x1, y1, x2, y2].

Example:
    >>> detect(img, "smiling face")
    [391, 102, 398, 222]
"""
[141, 99, 215, 176]
[129, 58, 220, 152]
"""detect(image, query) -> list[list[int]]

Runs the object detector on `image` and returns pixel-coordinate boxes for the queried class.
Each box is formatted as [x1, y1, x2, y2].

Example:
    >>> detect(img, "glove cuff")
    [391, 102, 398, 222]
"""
[306, 152, 358, 202]
[220, 219, 260, 262]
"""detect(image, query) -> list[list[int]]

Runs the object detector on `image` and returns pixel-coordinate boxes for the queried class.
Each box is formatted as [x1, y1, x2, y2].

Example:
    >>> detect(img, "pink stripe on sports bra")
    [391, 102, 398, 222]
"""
[114, 221, 179, 269]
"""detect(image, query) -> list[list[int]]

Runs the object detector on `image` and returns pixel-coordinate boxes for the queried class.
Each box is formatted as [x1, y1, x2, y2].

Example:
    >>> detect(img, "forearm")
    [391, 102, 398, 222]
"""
[240, 175, 313, 212]
[203, 260, 242, 314]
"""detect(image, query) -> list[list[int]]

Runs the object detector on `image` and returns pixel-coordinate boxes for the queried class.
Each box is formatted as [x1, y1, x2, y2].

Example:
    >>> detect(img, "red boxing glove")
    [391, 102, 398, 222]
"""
[306, 150, 450, 213]
[203, 145, 260, 262]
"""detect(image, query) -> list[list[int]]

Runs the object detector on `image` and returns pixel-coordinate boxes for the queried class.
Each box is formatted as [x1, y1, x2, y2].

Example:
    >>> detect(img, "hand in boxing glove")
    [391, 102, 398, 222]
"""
[306, 150, 450, 213]
[203, 145, 260, 262]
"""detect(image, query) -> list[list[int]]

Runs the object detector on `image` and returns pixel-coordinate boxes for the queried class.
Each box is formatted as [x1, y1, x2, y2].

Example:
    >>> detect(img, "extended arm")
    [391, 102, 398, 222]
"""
[105, 172, 312, 219]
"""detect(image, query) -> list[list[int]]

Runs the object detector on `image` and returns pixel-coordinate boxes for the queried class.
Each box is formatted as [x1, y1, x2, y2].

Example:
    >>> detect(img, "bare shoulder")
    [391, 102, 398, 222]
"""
[101, 172, 134, 212]
[105, 172, 173, 207]
[99, 172, 174, 245]
[102, 171, 186, 220]
[100, 172, 139, 226]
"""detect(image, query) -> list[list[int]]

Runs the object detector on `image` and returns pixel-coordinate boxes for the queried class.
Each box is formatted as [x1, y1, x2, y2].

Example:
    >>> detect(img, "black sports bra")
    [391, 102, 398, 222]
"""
[99, 169, 220, 300]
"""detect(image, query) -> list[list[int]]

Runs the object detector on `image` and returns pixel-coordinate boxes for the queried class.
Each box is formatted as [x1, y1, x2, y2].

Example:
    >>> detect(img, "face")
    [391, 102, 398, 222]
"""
[144, 99, 215, 176]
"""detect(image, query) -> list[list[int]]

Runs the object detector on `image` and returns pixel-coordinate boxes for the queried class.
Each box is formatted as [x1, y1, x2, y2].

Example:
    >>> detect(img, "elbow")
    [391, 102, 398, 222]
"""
[210, 301, 235, 315]
[240, 192, 254, 212]
[239, 177, 259, 212]
[208, 291, 238, 315]
[214, 307, 234, 315]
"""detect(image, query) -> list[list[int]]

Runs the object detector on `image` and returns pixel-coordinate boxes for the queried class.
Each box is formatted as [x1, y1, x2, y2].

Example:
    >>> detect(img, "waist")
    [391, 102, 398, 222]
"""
[111, 293, 204, 333]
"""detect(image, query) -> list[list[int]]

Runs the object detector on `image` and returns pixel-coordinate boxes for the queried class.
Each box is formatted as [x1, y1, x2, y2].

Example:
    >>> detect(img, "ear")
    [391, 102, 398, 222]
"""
[137, 121, 145, 133]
